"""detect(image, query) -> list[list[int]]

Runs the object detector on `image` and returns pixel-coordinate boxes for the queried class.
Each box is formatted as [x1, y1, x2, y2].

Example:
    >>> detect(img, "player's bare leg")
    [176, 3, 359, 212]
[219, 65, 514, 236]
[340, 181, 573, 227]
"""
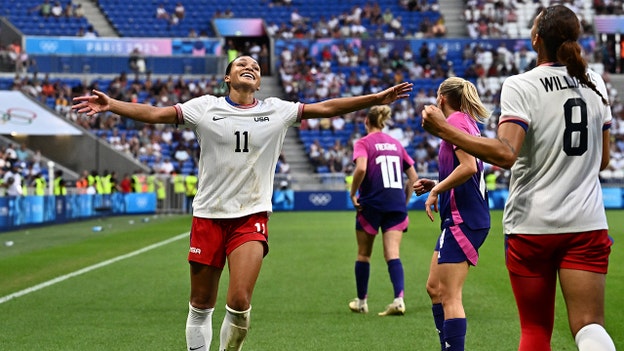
[187, 262, 223, 351]
[219, 241, 264, 350]
[559, 268, 615, 351]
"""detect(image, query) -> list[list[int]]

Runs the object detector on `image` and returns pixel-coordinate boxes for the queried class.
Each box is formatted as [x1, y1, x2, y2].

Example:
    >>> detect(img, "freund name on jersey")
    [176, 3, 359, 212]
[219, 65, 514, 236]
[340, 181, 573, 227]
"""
[375, 143, 398, 151]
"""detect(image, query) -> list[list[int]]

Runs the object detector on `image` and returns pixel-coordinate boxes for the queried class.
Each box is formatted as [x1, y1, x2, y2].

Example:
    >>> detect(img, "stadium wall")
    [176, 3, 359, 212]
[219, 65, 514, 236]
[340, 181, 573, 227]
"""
[0, 90, 150, 180]
[0, 192, 156, 231]
[272, 188, 624, 212]
[23, 36, 225, 75]
[9, 133, 149, 180]
[1, 187, 621, 232]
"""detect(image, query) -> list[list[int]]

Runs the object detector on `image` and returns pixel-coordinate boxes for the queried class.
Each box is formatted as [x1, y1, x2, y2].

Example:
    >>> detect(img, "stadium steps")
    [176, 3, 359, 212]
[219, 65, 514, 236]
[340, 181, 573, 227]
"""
[0, 134, 80, 182]
[281, 128, 312, 174]
[608, 74, 624, 101]
[437, 0, 468, 37]
[257, 75, 322, 189]
[255, 74, 284, 100]
[73, 0, 118, 37]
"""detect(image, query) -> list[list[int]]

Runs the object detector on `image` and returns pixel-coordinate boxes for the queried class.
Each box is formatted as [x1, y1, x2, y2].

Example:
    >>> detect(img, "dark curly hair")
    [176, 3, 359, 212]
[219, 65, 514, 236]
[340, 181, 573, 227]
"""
[536, 5, 608, 105]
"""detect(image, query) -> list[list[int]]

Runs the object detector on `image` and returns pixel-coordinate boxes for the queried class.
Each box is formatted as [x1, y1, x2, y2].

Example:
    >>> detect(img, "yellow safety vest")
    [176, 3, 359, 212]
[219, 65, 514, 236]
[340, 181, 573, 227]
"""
[34, 177, 46, 196]
[156, 178, 166, 200]
[185, 175, 198, 197]
[486, 173, 497, 191]
[95, 175, 104, 194]
[132, 175, 143, 193]
[146, 175, 156, 193]
[54, 177, 67, 195]
[101, 174, 112, 194]
[173, 175, 185, 194]
[87, 175, 96, 187]
[345, 174, 354, 190]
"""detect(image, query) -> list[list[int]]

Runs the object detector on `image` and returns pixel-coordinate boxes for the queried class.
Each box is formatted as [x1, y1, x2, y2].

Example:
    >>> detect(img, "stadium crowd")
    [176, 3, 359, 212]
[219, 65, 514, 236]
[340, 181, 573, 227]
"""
[0, 2, 620, 351]
[275, 34, 624, 185]
[3, 0, 624, 193]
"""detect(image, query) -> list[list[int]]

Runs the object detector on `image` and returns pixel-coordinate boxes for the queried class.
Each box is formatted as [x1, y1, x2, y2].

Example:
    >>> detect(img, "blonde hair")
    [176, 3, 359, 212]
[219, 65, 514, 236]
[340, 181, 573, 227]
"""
[367, 105, 392, 129]
[438, 77, 490, 122]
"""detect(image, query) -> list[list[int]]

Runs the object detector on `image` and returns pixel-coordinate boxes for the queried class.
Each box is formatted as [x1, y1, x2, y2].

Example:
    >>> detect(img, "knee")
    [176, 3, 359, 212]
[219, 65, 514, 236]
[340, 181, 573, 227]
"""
[190, 298, 213, 310]
[426, 281, 439, 300]
[383, 244, 400, 260]
[356, 253, 371, 262]
[227, 295, 252, 312]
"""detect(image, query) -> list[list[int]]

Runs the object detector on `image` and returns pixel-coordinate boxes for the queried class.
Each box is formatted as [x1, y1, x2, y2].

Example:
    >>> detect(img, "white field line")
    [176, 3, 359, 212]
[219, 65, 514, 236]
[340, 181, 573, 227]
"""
[0, 232, 189, 305]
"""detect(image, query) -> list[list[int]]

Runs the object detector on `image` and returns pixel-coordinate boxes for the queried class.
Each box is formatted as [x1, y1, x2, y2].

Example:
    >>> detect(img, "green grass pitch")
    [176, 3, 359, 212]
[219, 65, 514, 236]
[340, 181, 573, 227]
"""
[0, 210, 622, 350]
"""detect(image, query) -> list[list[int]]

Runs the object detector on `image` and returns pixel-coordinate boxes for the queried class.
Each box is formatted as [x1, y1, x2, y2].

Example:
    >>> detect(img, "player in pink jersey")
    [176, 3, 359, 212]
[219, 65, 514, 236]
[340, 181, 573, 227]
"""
[348, 105, 418, 316]
[414, 77, 490, 351]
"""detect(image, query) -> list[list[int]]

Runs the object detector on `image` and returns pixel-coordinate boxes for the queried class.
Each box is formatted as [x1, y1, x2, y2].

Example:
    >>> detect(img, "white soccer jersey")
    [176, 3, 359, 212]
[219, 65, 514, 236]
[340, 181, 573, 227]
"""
[179, 95, 301, 218]
[499, 65, 611, 234]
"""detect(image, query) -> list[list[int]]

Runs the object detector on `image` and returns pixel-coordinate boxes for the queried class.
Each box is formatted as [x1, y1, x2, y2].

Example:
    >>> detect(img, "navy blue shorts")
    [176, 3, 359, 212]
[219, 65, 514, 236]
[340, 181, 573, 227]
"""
[435, 222, 489, 266]
[356, 206, 408, 235]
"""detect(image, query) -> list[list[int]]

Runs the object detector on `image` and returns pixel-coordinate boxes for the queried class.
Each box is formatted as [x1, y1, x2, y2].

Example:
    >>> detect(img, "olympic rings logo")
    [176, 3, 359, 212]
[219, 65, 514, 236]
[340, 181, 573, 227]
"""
[136, 197, 148, 208]
[38, 41, 59, 52]
[1, 108, 37, 125]
[308, 193, 332, 206]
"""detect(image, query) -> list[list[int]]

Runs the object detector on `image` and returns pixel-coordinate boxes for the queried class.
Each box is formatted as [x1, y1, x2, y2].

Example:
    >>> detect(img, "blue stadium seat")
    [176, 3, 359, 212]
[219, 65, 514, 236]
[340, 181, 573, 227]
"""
[316, 165, 330, 174]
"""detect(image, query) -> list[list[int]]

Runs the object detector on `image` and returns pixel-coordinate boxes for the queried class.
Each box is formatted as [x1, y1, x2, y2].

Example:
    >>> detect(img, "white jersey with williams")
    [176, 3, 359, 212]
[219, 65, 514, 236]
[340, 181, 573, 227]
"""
[179, 95, 301, 218]
[499, 65, 611, 234]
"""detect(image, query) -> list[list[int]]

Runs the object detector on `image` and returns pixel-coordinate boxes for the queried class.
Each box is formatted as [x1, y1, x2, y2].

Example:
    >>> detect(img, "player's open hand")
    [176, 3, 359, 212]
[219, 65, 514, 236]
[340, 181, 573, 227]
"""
[424, 191, 439, 222]
[378, 82, 413, 104]
[351, 194, 362, 212]
[421, 104, 448, 137]
[72, 89, 111, 116]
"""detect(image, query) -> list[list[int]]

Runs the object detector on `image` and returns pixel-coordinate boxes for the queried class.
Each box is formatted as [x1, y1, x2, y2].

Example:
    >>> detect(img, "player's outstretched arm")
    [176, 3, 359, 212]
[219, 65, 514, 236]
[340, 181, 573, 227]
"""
[73, 89, 178, 125]
[301, 82, 413, 120]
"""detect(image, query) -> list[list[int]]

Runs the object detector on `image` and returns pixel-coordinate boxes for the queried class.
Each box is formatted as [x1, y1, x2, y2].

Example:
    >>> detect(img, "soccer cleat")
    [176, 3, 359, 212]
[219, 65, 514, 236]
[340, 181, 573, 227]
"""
[378, 300, 405, 316]
[348, 298, 368, 314]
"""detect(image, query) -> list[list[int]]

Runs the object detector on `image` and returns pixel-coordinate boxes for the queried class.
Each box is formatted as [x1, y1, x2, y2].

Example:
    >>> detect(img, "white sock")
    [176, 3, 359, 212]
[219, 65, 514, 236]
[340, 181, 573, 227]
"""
[186, 302, 214, 351]
[575, 323, 616, 351]
[219, 305, 251, 351]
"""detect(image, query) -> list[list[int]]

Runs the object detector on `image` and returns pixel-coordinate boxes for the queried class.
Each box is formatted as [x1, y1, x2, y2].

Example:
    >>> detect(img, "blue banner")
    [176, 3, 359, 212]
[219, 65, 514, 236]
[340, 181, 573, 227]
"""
[1, 188, 620, 231]
[603, 188, 622, 209]
[293, 191, 348, 211]
[272, 189, 295, 211]
[0, 197, 9, 229]
[0, 193, 157, 232]
[125, 193, 157, 214]
[55, 196, 67, 223]
[213, 18, 266, 36]
[25, 37, 222, 56]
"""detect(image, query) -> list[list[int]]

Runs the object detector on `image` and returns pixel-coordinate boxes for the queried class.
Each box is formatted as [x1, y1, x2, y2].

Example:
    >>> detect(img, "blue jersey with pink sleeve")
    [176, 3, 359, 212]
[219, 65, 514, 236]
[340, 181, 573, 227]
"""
[438, 112, 490, 230]
[353, 131, 414, 212]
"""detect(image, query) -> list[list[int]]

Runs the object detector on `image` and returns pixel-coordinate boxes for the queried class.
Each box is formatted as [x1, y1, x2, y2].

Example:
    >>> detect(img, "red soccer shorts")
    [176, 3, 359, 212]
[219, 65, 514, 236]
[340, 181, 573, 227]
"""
[188, 212, 269, 268]
[505, 230, 612, 276]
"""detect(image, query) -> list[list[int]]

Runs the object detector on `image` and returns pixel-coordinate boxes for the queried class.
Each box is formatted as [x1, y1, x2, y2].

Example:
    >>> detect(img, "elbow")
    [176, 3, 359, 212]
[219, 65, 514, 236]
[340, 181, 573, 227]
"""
[490, 152, 517, 170]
